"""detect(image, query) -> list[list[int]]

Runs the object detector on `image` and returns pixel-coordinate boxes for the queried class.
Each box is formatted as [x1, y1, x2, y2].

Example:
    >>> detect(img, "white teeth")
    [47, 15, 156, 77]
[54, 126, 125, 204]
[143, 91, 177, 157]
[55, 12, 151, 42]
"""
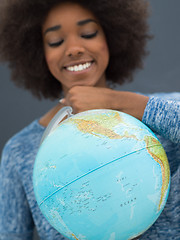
[66, 62, 92, 72]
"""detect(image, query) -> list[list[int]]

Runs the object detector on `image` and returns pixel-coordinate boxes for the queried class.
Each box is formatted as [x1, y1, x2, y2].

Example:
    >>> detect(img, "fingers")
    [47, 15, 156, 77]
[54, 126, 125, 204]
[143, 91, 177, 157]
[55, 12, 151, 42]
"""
[59, 98, 66, 105]
[59, 97, 77, 113]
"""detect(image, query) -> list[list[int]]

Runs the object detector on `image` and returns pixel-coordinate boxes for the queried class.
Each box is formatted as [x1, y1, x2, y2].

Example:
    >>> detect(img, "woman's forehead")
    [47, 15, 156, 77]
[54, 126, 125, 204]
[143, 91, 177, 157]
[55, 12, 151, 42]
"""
[43, 2, 97, 26]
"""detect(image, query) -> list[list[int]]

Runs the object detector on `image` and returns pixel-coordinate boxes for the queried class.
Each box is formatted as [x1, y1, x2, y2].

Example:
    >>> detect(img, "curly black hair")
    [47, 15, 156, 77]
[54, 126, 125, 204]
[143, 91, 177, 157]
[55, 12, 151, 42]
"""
[0, 0, 151, 99]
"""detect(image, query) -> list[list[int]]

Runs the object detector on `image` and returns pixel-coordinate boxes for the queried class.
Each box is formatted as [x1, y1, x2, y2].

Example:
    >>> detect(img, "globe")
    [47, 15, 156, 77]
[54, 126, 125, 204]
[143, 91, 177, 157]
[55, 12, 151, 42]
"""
[33, 109, 170, 240]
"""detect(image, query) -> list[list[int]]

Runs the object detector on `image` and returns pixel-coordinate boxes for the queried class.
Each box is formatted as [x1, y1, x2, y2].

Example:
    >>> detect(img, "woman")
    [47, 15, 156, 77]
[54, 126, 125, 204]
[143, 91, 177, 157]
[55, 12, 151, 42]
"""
[0, 0, 179, 239]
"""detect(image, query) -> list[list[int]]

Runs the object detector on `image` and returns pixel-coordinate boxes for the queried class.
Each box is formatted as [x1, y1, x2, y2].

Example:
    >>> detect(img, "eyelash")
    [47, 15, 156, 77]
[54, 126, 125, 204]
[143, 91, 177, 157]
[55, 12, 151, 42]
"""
[82, 30, 98, 39]
[48, 40, 64, 47]
[48, 31, 98, 48]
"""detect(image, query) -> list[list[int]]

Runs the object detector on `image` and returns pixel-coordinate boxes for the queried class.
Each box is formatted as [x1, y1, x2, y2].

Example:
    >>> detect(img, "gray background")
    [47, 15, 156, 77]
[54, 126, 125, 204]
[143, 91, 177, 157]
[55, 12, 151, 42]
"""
[0, 0, 179, 239]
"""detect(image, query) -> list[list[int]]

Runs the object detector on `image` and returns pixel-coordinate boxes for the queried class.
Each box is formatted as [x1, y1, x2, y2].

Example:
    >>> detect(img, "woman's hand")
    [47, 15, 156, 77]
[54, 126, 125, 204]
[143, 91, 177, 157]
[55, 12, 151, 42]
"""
[60, 86, 149, 121]
[60, 86, 113, 113]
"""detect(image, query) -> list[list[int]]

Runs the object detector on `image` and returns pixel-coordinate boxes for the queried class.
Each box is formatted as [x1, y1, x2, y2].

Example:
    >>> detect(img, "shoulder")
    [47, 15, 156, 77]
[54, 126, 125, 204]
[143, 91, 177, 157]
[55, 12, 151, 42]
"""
[147, 92, 180, 101]
[1, 120, 45, 171]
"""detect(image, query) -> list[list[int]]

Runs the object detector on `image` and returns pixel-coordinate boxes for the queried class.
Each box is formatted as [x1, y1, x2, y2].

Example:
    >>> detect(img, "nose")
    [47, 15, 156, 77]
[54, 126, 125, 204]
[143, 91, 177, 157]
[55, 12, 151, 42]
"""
[65, 37, 84, 58]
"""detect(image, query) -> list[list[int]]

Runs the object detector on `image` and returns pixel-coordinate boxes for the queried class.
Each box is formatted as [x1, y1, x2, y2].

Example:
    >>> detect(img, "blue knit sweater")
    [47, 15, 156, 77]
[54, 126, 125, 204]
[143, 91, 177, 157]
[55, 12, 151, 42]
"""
[0, 93, 179, 240]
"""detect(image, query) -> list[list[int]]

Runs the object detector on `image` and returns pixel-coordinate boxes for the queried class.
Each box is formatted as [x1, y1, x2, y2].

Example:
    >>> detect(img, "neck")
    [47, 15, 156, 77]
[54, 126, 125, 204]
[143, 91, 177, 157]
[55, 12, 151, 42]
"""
[39, 102, 63, 127]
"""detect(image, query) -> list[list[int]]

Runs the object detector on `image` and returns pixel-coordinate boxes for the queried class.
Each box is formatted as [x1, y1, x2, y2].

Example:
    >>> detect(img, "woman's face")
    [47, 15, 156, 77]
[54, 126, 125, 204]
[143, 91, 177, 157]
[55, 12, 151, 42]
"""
[42, 2, 109, 94]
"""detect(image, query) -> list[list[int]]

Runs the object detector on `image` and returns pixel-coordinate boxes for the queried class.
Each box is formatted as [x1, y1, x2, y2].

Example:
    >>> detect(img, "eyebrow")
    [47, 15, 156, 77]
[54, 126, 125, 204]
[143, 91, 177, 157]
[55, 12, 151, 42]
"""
[44, 18, 97, 35]
[44, 25, 61, 35]
[77, 18, 98, 26]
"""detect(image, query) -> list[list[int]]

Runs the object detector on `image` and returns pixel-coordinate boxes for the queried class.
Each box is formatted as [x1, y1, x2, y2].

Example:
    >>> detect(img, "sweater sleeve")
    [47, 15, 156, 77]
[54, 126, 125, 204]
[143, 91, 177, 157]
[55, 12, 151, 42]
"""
[142, 95, 180, 144]
[0, 142, 34, 240]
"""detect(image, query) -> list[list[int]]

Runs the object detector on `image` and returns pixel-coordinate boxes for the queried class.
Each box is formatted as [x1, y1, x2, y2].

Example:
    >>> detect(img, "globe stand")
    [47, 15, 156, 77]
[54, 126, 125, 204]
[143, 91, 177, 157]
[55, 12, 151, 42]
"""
[40, 106, 73, 145]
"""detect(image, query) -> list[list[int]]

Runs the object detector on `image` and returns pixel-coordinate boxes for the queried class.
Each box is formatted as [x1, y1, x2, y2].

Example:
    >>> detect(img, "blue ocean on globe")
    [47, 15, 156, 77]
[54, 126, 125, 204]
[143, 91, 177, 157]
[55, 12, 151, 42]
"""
[33, 109, 170, 240]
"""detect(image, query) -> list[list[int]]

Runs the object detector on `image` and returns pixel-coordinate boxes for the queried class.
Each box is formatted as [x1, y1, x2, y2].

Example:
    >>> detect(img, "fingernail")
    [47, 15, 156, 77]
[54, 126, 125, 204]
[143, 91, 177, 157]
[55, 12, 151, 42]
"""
[59, 98, 65, 104]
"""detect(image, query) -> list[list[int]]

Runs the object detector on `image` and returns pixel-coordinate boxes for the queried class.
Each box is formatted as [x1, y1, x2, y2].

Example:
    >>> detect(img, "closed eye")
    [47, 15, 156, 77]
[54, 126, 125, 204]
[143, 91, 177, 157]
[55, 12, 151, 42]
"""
[82, 31, 98, 39]
[48, 39, 64, 47]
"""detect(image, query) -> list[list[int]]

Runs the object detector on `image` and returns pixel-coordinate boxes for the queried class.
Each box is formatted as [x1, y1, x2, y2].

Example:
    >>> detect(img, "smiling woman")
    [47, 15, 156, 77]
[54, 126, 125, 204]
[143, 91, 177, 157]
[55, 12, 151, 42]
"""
[0, 0, 179, 240]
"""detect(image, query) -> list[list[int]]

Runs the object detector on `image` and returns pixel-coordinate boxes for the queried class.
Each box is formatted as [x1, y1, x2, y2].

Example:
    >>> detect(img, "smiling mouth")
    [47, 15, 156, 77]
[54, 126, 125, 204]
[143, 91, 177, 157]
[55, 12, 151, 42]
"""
[64, 61, 94, 72]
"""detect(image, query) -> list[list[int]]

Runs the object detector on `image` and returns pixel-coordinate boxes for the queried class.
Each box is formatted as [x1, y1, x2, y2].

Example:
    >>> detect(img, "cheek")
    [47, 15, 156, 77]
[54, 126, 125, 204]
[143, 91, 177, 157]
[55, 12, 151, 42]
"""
[100, 41, 110, 66]
[103, 42, 109, 57]
[44, 52, 54, 69]
[44, 51, 59, 77]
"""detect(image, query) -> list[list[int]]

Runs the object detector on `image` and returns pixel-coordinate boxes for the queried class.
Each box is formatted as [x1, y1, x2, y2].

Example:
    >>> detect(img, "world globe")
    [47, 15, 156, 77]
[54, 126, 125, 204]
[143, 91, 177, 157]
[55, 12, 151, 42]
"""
[33, 108, 170, 240]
